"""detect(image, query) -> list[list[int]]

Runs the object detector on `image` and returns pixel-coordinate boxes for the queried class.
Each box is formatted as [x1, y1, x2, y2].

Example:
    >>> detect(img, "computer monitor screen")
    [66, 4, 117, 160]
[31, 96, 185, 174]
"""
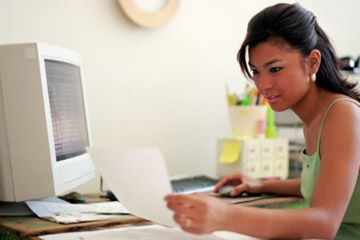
[46, 60, 89, 161]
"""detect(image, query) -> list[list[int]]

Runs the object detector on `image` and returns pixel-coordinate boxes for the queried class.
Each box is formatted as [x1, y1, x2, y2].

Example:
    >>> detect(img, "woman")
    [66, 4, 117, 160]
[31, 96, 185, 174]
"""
[165, 3, 360, 239]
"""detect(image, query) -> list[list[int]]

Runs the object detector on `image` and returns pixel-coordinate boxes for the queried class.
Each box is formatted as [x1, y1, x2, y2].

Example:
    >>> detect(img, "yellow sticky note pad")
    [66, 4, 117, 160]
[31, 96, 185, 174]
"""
[219, 140, 241, 164]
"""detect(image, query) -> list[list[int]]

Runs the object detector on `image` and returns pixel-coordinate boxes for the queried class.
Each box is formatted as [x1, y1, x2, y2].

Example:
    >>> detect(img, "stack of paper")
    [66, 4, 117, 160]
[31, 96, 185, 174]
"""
[26, 200, 131, 224]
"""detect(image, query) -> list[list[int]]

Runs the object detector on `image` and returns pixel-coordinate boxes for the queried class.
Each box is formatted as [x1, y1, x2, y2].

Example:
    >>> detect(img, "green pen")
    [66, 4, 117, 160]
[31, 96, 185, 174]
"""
[242, 96, 250, 106]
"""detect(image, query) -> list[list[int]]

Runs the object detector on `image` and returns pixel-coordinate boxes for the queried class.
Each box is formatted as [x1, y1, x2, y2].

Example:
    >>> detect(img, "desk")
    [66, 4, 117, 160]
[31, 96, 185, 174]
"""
[0, 194, 303, 240]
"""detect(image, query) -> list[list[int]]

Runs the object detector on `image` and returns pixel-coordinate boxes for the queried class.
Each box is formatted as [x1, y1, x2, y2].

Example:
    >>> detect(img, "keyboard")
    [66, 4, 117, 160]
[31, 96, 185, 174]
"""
[106, 175, 219, 201]
[171, 175, 218, 194]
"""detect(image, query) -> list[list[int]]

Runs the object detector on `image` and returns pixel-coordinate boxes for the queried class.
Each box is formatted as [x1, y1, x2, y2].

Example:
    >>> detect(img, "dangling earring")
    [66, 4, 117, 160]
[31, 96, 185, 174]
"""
[310, 73, 316, 82]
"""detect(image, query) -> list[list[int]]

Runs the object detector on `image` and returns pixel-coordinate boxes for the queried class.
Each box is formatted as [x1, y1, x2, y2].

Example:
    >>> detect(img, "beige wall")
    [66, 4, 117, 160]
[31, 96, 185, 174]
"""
[1, 0, 359, 193]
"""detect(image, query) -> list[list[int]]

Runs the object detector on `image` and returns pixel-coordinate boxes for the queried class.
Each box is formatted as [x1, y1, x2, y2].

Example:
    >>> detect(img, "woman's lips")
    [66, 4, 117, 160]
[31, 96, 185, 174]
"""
[266, 95, 280, 104]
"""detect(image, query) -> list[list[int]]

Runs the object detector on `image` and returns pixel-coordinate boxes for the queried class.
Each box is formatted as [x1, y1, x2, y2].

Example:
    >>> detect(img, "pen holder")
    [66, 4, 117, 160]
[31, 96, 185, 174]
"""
[228, 105, 267, 139]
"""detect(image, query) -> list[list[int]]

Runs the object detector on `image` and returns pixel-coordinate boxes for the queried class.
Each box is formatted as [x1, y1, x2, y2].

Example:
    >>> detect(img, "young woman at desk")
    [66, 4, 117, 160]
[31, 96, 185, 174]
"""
[165, 3, 360, 239]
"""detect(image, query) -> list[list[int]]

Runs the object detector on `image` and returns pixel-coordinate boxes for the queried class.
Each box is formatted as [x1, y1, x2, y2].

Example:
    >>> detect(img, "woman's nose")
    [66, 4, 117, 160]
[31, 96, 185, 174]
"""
[257, 75, 273, 91]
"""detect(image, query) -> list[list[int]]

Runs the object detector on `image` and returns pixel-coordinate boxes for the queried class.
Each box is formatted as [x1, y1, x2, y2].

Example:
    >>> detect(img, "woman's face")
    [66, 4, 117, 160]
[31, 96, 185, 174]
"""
[248, 38, 311, 111]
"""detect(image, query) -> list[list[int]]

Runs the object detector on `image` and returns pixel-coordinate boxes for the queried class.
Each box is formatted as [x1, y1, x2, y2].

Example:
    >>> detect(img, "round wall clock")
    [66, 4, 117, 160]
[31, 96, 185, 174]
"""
[118, 0, 180, 28]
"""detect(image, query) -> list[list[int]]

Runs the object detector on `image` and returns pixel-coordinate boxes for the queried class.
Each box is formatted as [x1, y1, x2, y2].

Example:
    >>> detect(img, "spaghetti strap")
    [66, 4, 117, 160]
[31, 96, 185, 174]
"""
[316, 98, 360, 151]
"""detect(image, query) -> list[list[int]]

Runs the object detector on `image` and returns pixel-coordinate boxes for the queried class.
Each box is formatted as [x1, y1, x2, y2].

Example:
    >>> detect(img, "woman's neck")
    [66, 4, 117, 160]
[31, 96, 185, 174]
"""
[291, 84, 326, 127]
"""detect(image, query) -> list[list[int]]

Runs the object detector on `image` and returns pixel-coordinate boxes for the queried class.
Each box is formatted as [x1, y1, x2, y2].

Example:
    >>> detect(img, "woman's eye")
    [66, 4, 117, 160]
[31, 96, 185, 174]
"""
[250, 68, 259, 75]
[270, 67, 282, 73]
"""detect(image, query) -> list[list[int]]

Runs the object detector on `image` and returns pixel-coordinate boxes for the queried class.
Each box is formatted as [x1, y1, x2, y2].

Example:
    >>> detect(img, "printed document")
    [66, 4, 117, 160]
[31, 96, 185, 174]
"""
[88, 147, 177, 227]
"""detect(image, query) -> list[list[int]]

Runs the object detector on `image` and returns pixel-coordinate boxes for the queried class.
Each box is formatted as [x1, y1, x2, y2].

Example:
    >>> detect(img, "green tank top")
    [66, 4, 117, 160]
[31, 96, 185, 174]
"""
[300, 98, 360, 239]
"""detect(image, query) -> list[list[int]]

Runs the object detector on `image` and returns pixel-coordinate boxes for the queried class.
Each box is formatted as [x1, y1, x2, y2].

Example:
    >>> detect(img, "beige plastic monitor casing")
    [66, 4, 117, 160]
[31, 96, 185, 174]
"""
[0, 43, 94, 202]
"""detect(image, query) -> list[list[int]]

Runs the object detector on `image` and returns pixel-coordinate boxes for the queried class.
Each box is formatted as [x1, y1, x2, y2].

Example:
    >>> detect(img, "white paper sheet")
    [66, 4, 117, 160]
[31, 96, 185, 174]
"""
[88, 147, 177, 227]
[26, 200, 130, 224]
[39, 224, 260, 240]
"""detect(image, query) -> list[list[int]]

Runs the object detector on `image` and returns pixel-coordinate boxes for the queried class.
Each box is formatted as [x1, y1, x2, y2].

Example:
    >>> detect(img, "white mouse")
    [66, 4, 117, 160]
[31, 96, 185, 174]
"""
[219, 185, 236, 197]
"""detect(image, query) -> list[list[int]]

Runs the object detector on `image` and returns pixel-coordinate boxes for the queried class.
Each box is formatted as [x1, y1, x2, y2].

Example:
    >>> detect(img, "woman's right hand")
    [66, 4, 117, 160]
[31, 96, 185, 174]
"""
[213, 172, 263, 196]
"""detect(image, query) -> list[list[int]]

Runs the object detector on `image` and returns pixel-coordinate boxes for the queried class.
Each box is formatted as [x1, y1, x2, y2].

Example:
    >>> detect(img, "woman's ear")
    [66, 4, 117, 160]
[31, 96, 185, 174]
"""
[307, 49, 321, 74]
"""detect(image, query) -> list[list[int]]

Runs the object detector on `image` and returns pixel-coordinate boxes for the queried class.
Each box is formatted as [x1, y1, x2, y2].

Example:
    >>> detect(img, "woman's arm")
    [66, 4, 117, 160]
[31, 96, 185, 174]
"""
[259, 178, 301, 196]
[221, 202, 335, 239]
[166, 194, 334, 239]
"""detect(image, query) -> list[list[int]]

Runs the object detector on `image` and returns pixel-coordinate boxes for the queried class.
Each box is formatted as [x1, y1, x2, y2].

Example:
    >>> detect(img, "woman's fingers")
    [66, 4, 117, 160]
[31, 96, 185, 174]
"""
[214, 172, 244, 192]
[165, 194, 200, 215]
[231, 183, 249, 196]
[214, 177, 229, 192]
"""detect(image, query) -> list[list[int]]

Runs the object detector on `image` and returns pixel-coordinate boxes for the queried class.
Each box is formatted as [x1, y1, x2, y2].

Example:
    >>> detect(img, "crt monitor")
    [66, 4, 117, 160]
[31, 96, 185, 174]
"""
[0, 43, 95, 203]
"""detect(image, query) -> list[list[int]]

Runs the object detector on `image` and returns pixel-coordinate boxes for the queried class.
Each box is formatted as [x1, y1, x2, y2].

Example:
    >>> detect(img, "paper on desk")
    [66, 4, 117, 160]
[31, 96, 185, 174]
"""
[39, 224, 260, 240]
[88, 147, 177, 227]
[26, 200, 130, 224]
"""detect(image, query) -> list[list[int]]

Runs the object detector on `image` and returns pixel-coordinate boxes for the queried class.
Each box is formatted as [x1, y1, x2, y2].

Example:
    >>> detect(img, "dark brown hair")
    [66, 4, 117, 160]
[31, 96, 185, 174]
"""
[237, 3, 360, 101]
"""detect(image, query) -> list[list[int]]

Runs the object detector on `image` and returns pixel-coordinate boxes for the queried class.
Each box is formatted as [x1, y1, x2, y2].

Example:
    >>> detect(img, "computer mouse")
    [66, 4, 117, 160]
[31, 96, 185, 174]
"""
[219, 185, 236, 197]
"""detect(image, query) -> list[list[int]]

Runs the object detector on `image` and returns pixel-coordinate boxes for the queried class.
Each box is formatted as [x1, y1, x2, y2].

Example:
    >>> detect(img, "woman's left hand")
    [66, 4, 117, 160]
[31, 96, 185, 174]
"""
[165, 193, 229, 234]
